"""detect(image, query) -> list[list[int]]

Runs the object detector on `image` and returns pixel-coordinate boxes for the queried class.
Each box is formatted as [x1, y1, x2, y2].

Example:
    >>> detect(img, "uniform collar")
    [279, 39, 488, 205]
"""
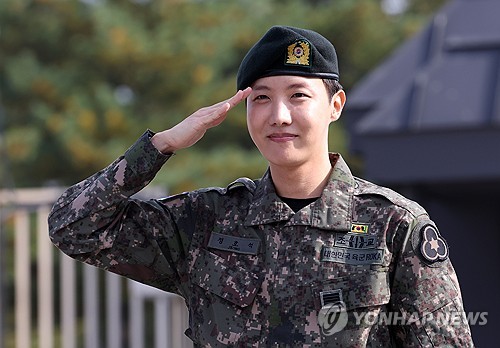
[243, 153, 354, 231]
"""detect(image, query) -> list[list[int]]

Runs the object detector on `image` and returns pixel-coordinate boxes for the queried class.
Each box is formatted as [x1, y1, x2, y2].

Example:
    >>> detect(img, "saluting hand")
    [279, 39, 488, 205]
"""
[151, 87, 252, 154]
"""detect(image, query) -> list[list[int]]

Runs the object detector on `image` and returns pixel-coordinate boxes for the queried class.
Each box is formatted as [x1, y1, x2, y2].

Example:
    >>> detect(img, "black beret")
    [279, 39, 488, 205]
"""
[236, 26, 339, 90]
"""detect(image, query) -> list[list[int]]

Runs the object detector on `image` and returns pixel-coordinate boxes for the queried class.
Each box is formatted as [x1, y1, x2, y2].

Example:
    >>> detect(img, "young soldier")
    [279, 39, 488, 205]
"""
[49, 26, 474, 347]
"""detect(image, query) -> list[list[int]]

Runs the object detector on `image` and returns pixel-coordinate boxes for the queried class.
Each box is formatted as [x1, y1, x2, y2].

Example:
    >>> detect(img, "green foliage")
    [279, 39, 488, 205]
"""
[0, 0, 447, 193]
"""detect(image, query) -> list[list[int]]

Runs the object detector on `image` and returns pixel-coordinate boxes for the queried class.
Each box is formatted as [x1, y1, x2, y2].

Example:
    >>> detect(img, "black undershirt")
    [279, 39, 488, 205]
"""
[279, 196, 320, 212]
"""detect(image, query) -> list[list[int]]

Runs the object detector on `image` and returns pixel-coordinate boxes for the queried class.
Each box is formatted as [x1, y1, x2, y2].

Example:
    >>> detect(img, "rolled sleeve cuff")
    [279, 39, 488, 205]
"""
[124, 130, 172, 177]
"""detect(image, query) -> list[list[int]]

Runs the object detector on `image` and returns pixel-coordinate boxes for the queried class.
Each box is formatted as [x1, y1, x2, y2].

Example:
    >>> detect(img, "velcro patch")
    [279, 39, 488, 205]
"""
[334, 233, 377, 249]
[420, 225, 448, 262]
[320, 289, 343, 307]
[208, 232, 260, 255]
[321, 246, 384, 265]
[350, 223, 369, 234]
[411, 221, 449, 266]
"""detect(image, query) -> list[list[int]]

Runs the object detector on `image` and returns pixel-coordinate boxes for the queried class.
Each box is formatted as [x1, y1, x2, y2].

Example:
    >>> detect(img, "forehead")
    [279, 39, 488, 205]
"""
[251, 75, 325, 91]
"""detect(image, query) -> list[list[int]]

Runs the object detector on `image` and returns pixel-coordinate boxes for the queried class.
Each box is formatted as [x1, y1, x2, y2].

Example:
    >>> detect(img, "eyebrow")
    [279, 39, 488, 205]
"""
[287, 83, 310, 90]
[251, 85, 271, 91]
[251, 82, 311, 91]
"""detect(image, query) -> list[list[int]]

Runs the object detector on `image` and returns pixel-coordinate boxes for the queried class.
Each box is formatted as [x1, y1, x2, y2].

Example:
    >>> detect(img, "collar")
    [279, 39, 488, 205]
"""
[243, 154, 354, 231]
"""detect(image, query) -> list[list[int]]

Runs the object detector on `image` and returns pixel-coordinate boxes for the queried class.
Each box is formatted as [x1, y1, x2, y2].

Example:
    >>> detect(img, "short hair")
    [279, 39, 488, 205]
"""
[323, 79, 343, 99]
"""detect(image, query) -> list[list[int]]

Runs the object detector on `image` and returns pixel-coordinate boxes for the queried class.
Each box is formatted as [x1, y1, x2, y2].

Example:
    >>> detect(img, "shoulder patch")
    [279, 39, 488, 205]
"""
[411, 220, 449, 267]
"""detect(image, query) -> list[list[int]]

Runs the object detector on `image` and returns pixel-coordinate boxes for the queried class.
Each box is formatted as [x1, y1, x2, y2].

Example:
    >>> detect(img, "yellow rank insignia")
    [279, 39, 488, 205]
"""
[350, 223, 369, 234]
[285, 39, 311, 66]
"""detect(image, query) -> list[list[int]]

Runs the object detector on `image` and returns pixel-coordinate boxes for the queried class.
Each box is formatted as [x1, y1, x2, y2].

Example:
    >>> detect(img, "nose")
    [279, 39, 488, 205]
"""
[269, 101, 292, 126]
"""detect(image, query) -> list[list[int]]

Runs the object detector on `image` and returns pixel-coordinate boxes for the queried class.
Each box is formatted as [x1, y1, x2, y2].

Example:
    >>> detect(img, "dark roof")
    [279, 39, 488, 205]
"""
[345, 0, 500, 185]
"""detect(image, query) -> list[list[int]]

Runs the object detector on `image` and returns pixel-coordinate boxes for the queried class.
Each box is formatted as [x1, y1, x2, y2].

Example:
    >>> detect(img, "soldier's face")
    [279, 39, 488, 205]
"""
[246, 75, 344, 167]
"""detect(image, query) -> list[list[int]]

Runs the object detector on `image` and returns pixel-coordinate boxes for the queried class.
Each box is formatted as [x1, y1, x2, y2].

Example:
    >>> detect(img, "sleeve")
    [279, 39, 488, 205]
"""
[389, 214, 475, 347]
[48, 130, 194, 295]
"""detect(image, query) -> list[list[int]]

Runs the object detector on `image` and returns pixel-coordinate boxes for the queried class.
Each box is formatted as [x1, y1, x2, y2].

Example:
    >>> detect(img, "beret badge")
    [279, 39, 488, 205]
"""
[236, 26, 339, 90]
[285, 39, 311, 67]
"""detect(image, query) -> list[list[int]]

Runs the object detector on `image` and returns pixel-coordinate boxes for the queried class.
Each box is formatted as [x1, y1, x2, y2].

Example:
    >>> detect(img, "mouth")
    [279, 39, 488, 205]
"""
[267, 133, 298, 142]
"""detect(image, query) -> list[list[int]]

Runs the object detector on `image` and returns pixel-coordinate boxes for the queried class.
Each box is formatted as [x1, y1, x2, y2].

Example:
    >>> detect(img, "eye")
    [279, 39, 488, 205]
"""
[292, 92, 309, 98]
[253, 94, 269, 102]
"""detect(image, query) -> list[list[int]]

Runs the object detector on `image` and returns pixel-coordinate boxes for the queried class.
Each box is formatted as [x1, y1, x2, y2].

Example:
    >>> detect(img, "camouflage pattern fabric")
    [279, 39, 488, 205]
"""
[49, 131, 474, 347]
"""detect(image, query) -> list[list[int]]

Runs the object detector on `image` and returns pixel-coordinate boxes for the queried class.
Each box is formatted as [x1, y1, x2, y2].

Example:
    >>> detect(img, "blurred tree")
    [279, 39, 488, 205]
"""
[0, 0, 447, 193]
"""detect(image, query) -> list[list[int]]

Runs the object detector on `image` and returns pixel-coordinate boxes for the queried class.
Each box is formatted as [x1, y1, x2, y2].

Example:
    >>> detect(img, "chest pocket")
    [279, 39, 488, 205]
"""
[312, 270, 391, 311]
[187, 248, 263, 346]
[190, 247, 261, 307]
[311, 271, 392, 346]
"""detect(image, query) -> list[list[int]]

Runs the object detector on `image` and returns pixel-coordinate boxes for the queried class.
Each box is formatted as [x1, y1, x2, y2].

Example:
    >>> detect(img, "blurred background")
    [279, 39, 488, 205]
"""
[2, 0, 497, 347]
[0, 0, 447, 192]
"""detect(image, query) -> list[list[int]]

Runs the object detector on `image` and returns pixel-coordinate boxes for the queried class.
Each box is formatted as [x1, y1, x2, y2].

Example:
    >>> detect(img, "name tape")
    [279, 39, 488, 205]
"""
[208, 232, 260, 255]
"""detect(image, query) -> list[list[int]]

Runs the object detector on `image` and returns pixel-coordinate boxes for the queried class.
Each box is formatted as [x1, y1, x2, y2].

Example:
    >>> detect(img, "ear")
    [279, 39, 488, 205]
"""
[330, 90, 346, 122]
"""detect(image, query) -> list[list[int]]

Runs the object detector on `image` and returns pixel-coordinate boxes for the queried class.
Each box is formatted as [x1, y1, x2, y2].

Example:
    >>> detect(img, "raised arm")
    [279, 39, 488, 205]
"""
[48, 88, 251, 293]
[151, 87, 251, 153]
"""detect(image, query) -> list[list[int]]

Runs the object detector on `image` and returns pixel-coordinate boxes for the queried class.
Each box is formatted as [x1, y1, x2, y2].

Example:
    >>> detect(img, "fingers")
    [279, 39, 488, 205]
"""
[204, 104, 231, 128]
[215, 88, 251, 121]
[199, 87, 252, 124]
[206, 87, 252, 114]
[217, 87, 252, 116]
[198, 89, 248, 129]
[227, 87, 252, 109]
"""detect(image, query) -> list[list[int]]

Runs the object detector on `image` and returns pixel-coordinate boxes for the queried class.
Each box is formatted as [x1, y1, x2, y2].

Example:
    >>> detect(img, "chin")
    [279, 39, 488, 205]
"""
[262, 149, 306, 168]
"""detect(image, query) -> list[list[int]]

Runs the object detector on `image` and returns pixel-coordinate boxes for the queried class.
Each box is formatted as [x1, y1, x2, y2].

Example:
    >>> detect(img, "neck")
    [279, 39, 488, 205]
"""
[269, 155, 333, 199]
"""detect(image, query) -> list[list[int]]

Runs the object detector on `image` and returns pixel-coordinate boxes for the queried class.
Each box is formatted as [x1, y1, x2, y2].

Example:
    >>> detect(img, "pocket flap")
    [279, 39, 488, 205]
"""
[312, 271, 391, 311]
[191, 248, 261, 307]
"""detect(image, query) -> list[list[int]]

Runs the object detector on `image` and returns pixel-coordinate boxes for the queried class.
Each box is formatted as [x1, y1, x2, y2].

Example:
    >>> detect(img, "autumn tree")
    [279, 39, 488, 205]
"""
[0, 0, 447, 193]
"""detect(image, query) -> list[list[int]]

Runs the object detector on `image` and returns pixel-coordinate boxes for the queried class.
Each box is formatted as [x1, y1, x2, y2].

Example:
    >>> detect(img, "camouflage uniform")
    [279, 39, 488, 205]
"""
[49, 131, 474, 347]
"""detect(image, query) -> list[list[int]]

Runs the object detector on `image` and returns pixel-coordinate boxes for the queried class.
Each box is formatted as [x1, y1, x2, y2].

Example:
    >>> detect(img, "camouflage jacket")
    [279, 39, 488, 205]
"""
[49, 131, 474, 347]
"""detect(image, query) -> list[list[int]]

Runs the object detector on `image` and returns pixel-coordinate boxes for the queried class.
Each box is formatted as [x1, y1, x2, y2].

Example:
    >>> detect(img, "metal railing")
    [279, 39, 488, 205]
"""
[0, 187, 192, 348]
